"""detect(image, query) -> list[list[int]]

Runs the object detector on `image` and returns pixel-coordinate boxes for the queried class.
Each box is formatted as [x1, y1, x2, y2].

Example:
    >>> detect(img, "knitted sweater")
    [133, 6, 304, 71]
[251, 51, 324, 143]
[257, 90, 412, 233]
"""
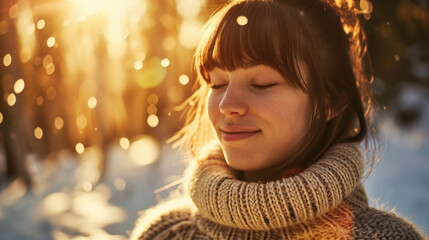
[130, 143, 424, 239]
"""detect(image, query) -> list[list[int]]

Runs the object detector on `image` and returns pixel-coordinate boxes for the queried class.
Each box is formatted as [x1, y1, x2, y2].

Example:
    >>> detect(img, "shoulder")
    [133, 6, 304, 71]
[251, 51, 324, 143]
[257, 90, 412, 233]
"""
[129, 197, 196, 240]
[353, 207, 426, 239]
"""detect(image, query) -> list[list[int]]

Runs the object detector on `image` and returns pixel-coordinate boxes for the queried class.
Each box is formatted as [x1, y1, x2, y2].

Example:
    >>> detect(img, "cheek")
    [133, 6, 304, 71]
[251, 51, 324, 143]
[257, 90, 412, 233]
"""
[207, 92, 220, 124]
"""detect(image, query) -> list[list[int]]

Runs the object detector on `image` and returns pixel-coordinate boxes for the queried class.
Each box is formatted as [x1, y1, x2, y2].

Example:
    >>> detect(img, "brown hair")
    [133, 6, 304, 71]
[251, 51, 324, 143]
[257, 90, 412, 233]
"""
[171, 0, 377, 174]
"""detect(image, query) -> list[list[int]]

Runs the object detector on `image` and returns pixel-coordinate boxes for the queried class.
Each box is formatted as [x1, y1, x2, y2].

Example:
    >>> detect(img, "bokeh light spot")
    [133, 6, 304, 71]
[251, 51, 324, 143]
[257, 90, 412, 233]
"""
[129, 135, 160, 166]
[47, 36, 56, 47]
[36, 19, 45, 30]
[179, 74, 189, 85]
[9, 5, 19, 19]
[3, 54, 12, 67]
[76, 115, 88, 129]
[45, 63, 55, 75]
[34, 127, 43, 139]
[119, 137, 130, 150]
[63, 19, 71, 27]
[36, 96, 44, 105]
[147, 114, 159, 128]
[0, 112, 3, 124]
[147, 93, 158, 105]
[54, 117, 64, 130]
[114, 178, 126, 191]
[162, 36, 176, 51]
[236, 16, 248, 26]
[46, 87, 57, 100]
[0, 20, 9, 35]
[134, 60, 143, 70]
[42, 192, 70, 215]
[136, 57, 167, 88]
[14, 78, 25, 94]
[75, 143, 85, 154]
[147, 104, 157, 115]
[42, 55, 53, 68]
[394, 54, 400, 62]
[82, 181, 93, 192]
[88, 97, 97, 109]
[7, 93, 16, 106]
[161, 58, 170, 67]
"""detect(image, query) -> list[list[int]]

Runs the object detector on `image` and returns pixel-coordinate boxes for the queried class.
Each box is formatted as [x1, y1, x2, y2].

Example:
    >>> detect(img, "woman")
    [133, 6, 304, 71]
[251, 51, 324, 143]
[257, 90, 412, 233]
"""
[130, 0, 425, 239]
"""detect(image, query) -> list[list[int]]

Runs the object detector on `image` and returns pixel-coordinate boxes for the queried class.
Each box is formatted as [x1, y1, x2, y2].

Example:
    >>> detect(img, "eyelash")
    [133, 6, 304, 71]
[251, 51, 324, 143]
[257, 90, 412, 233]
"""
[252, 84, 277, 89]
[210, 84, 277, 90]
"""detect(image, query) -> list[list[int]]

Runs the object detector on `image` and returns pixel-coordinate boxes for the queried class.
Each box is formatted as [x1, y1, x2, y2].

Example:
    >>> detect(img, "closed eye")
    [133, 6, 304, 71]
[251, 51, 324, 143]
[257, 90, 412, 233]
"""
[251, 83, 277, 89]
[210, 84, 227, 90]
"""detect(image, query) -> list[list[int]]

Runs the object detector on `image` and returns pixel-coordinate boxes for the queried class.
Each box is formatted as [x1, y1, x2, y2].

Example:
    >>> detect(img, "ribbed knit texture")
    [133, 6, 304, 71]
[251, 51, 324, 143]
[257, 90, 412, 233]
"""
[130, 143, 425, 240]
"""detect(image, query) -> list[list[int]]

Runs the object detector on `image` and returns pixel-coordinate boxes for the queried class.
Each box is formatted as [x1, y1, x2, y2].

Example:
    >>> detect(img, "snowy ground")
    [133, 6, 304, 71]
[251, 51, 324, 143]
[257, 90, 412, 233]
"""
[1, 99, 428, 239]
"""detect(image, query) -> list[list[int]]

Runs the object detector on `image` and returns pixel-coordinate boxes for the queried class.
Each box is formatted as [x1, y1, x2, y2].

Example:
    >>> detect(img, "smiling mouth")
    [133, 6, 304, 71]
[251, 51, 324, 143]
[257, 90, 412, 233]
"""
[221, 130, 261, 141]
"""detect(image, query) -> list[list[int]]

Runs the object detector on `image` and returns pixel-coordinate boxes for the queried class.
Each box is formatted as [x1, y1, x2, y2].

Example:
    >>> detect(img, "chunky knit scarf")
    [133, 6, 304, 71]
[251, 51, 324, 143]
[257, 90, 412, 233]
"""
[131, 143, 424, 239]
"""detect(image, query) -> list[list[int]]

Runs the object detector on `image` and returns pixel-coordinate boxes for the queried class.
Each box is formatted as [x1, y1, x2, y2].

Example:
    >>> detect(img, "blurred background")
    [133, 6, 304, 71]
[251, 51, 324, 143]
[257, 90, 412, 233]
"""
[0, 0, 428, 239]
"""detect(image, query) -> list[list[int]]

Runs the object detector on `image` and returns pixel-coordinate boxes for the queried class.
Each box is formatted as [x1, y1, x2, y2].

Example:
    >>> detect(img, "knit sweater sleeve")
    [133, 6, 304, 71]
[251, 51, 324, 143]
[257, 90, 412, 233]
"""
[129, 197, 198, 240]
[353, 207, 426, 239]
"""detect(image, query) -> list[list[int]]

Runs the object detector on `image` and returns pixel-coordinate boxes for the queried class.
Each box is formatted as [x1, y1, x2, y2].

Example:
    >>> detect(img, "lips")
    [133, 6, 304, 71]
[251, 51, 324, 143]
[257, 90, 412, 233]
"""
[220, 126, 261, 141]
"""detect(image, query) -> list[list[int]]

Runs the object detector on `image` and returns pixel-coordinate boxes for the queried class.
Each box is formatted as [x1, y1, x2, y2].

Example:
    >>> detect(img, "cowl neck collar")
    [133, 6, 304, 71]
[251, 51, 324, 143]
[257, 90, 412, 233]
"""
[187, 143, 367, 231]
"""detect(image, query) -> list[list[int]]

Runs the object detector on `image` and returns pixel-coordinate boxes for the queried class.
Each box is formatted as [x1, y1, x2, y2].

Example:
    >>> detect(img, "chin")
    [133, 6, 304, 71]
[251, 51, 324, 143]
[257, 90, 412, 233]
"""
[224, 154, 266, 172]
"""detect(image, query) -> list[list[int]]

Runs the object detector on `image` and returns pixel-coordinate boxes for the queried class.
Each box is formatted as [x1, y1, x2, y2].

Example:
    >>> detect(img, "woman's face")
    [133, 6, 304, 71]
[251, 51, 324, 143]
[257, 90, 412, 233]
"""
[207, 65, 312, 176]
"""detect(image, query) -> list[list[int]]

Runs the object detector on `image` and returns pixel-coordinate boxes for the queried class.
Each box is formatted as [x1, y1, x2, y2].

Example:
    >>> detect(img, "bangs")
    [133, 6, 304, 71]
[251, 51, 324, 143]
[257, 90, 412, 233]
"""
[195, 0, 308, 89]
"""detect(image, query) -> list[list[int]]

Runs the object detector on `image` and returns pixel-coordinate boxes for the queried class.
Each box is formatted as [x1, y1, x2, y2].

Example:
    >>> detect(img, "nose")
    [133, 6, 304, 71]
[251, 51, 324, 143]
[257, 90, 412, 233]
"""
[218, 85, 248, 116]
